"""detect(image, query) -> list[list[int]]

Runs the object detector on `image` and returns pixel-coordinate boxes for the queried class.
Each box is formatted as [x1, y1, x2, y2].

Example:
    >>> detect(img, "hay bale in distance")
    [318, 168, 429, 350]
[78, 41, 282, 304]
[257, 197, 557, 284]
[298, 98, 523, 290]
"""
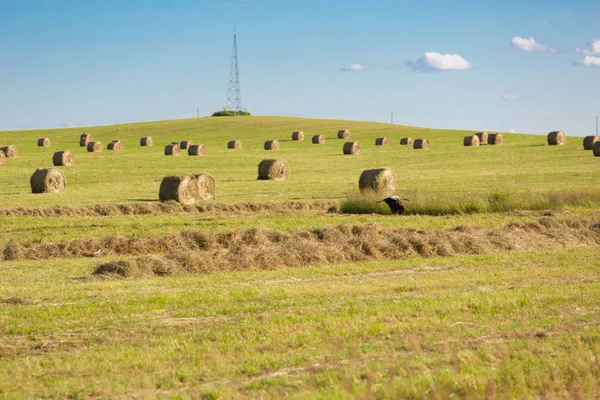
[180, 140, 193, 150]
[547, 131, 566, 146]
[0, 146, 17, 158]
[593, 142, 600, 157]
[312, 135, 325, 144]
[140, 137, 153, 146]
[158, 174, 199, 205]
[464, 135, 480, 147]
[193, 173, 215, 200]
[30, 168, 66, 194]
[476, 132, 488, 145]
[257, 159, 289, 180]
[52, 151, 75, 166]
[413, 139, 429, 149]
[292, 131, 304, 141]
[227, 140, 242, 149]
[337, 129, 350, 139]
[0, 150, 5, 166]
[264, 140, 280, 150]
[488, 134, 504, 145]
[87, 142, 102, 152]
[188, 144, 206, 156]
[80, 133, 92, 147]
[400, 137, 412, 145]
[375, 137, 388, 146]
[583, 136, 599, 150]
[358, 168, 396, 197]
[107, 140, 124, 151]
[37, 138, 51, 147]
[164, 144, 181, 156]
[343, 141, 361, 155]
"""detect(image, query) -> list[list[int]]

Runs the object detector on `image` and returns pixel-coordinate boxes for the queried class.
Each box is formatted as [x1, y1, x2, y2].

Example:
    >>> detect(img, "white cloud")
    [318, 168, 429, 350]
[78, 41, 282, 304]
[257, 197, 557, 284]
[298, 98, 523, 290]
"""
[406, 52, 471, 72]
[577, 39, 600, 55]
[340, 63, 365, 72]
[574, 55, 600, 67]
[511, 36, 555, 52]
[509, 129, 517, 133]
[502, 94, 517, 101]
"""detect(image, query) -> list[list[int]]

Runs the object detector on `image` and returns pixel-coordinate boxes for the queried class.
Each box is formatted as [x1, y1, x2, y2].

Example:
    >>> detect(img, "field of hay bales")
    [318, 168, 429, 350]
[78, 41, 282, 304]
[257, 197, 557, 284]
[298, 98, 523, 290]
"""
[1, 116, 599, 398]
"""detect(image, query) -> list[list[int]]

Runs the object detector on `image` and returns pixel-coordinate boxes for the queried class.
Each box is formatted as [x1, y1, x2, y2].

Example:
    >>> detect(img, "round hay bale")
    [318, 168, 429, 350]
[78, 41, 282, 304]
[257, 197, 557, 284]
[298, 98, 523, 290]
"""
[30, 168, 66, 194]
[80, 133, 92, 147]
[463, 135, 480, 147]
[0, 150, 5, 165]
[188, 144, 206, 156]
[413, 139, 429, 149]
[343, 141, 361, 155]
[140, 137, 153, 146]
[337, 129, 350, 139]
[0, 145, 17, 158]
[180, 140, 193, 150]
[312, 135, 325, 144]
[488, 134, 504, 145]
[158, 174, 199, 205]
[227, 140, 242, 149]
[52, 151, 75, 166]
[583, 136, 599, 150]
[107, 140, 124, 151]
[193, 173, 215, 200]
[292, 131, 304, 141]
[264, 140, 280, 150]
[547, 131, 566, 145]
[375, 137, 388, 146]
[400, 137, 413, 145]
[593, 142, 600, 157]
[87, 142, 102, 152]
[476, 132, 488, 145]
[257, 159, 289, 180]
[358, 168, 396, 197]
[164, 144, 181, 156]
[37, 137, 51, 147]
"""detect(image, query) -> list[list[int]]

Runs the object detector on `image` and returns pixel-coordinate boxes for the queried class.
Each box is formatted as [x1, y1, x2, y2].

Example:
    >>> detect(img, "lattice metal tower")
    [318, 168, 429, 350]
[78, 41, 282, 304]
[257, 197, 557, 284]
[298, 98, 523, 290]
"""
[226, 33, 242, 112]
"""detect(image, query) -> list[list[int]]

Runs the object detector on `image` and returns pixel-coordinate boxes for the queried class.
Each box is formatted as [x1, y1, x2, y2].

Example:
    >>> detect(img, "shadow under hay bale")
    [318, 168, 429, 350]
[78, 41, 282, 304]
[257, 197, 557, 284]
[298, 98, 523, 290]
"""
[38, 138, 51, 147]
[107, 140, 124, 151]
[30, 168, 66, 194]
[476, 132, 488, 145]
[488, 134, 504, 145]
[80, 133, 92, 147]
[228, 140, 242, 149]
[264, 140, 280, 150]
[159, 174, 199, 205]
[464, 135, 480, 147]
[593, 142, 600, 157]
[0, 151, 5, 166]
[180, 140, 193, 150]
[400, 137, 412, 145]
[312, 135, 325, 144]
[87, 142, 102, 152]
[548, 131, 566, 145]
[358, 168, 396, 197]
[193, 173, 215, 200]
[337, 129, 350, 139]
[257, 159, 289, 180]
[0, 146, 16, 158]
[188, 144, 206, 156]
[375, 137, 388, 146]
[292, 131, 304, 141]
[52, 151, 75, 166]
[413, 139, 429, 149]
[583, 136, 599, 150]
[164, 144, 181, 156]
[343, 141, 361, 155]
[140, 137, 153, 146]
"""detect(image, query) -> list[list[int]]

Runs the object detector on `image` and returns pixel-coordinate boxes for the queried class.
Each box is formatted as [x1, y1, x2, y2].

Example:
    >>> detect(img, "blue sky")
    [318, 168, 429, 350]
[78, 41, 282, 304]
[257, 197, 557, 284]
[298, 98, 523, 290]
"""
[1, 0, 599, 135]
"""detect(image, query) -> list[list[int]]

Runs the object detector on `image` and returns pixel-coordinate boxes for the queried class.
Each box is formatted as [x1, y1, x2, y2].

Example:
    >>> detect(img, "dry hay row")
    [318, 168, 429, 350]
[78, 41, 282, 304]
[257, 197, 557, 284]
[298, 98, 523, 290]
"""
[0, 200, 338, 218]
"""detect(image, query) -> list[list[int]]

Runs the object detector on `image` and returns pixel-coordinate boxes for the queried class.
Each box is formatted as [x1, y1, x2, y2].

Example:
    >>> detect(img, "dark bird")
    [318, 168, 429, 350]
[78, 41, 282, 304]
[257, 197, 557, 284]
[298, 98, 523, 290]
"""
[377, 196, 409, 215]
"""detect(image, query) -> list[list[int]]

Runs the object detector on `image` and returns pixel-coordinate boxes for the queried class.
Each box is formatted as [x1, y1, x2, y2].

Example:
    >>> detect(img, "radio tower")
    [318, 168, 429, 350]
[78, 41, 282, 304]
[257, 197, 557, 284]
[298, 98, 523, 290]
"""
[226, 33, 242, 112]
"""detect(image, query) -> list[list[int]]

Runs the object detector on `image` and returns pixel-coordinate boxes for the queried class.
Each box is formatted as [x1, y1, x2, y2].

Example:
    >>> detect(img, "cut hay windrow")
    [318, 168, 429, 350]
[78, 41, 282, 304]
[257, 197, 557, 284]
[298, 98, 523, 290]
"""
[400, 137, 412, 145]
[375, 137, 388, 146]
[257, 159, 289, 180]
[52, 151, 75, 166]
[583, 136, 599, 150]
[0, 146, 17, 158]
[188, 144, 206, 156]
[0, 150, 6, 166]
[107, 140, 124, 151]
[180, 140, 193, 150]
[30, 168, 66, 194]
[488, 133, 504, 145]
[337, 129, 350, 139]
[193, 173, 215, 200]
[463, 135, 480, 147]
[358, 168, 395, 197]
[159, 174, 199, 205]
[476, 132, 488, 145]
[140, 137, 153, 146]
[87, 142, 102, 152]
[413, 139, 429, 149]
[343, 141, 361, 155]
[312, 135, 325, 144]
[227, 140, 242, 149]
[292, 131, 304, 141]
[37, 137, 51, 147]
[80, 133, 92, 147]
[264, 140, 280, 150]
[548, 131, 566, 146]
[164, 144, 181, 156]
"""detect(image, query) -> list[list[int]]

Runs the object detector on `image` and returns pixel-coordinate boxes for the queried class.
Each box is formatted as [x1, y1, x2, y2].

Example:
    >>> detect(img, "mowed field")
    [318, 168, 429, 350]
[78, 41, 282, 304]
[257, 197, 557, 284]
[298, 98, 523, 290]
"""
[1, 116, 599, 398]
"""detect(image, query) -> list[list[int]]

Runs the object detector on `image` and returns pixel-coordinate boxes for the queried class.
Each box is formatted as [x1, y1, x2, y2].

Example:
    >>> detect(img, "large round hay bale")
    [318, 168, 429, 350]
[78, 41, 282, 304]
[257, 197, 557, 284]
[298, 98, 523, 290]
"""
[292, 131, 304, 141]
[264, 140, 280, 150]
[547, 131, 566, 145]
[413, 139, 429, 149]
[30, 168, 66, 194]
[164, 144, 181, 156]
[80, 133, 92, 147]
[476, 132, 488, 145]
[37, 137, 51, 147]
[464, 135, 480, 147]
[193, 173, 215, 200]
[343, 141, 361, 155]
[400, 137, 412, 145]
[337, 129, 350, 139]
[107, 140, 124, 151]
[312, 135, 325, 144]
[52, 151, 75, 166]
[158, 174, 199, 205]
[257, 159, 289, 180]
[593, 142, 600, 157]
[0, 150, 5, 165]
[188, 144, 206, 156]
[87, 142, 102, 152]
[375, 137, 388, 146]
[227, 140, 242, 149]
[180, 140, 193, 150]
[0, 146, 17, 158]
[140, 137, 153, 146]
[583, 136, 599, 150]
[358, 168, 396, 197]
[488, 134, 504, 145]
